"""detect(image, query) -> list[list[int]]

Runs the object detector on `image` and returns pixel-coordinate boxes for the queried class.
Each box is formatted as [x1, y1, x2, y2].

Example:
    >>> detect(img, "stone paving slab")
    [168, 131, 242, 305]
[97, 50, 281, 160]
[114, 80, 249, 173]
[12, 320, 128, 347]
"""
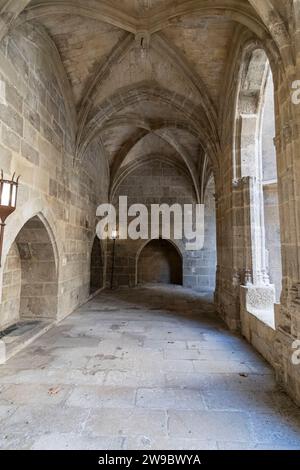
[85, 408, 168, 438]
[0, 383, 72, 406]
[31, 433, 125, 451]
[168, 409, 252, 442]
[66, 386, 136, 409]
[136, 387, 206, 410]
[2, 405, 90, 435]
[202, 389, 295, 412]
[124, 436, 218, 450]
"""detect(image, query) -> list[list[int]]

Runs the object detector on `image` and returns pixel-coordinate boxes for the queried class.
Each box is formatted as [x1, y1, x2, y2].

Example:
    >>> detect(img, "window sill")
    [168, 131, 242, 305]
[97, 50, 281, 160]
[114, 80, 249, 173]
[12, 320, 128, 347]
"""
[247, 305, 276, 330]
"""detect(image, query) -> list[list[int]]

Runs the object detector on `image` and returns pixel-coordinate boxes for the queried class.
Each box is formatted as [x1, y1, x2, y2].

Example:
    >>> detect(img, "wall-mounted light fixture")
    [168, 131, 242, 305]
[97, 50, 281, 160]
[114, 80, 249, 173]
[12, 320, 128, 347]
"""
[111, 230, 118, 241]
[0, 171, 20, 267]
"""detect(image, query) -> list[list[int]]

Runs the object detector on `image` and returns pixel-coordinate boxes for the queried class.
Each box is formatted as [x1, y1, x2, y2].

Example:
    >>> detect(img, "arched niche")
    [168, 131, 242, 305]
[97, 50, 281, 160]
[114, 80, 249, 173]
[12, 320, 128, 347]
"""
[234, 44, 283, 318]
[0, 215, 59, 330]
[137, 238, 183, 286]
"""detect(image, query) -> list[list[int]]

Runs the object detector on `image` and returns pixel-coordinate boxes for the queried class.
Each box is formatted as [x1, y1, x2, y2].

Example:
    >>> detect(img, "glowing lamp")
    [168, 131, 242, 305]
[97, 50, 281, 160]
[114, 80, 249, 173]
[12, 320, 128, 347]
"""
[111, 229, 118, 240]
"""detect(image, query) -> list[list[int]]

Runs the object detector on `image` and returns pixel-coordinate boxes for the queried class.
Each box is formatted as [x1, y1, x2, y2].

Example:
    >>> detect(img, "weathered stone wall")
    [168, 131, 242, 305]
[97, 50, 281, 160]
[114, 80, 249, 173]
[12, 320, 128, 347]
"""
[0, 242, 21, 330]
[16, 216, 58, 321]
[273, 65, 300, 406]
[0, 23, 108, 328]
[110, 159, 217, 290]
[240, 286, 277, 368]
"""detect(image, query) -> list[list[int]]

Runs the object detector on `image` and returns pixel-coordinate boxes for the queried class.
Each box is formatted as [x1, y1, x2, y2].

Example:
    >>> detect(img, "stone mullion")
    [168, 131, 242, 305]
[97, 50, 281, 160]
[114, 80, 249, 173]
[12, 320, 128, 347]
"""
[232, 176, 266, 288]
[249, 176, 269, 286]
[241, 177, 253, 285]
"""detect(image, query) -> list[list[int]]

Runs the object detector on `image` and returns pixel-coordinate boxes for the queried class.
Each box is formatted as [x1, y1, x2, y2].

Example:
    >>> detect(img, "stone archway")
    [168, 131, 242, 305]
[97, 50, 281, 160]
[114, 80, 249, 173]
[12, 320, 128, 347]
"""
[234, 45, 283, 303]
[137, 238, 183, 286]
[89, 237, 104, 295]
[0, 215, 59, 330]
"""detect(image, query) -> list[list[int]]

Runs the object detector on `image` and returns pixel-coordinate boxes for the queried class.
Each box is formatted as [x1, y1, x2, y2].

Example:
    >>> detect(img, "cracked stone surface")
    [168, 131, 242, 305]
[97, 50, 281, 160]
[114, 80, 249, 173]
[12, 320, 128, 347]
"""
[0, 285, 300, 450]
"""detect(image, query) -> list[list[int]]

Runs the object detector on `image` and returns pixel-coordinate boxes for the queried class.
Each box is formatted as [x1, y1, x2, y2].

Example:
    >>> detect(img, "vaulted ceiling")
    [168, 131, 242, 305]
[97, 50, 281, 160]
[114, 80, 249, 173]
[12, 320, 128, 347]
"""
[0, 0, 293, 200]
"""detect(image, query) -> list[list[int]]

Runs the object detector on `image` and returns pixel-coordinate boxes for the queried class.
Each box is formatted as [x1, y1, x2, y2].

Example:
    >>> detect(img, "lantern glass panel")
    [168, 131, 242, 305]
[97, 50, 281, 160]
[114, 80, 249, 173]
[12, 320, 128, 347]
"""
[1, 182, 10, 206]
[11, 185, 17, 207]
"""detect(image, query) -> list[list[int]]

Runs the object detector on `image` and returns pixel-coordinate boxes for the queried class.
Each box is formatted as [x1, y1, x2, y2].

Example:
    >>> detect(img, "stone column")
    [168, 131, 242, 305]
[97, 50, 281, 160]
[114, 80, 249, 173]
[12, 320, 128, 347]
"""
[239, 176, 270, 287]
[214, 163, 242, 331]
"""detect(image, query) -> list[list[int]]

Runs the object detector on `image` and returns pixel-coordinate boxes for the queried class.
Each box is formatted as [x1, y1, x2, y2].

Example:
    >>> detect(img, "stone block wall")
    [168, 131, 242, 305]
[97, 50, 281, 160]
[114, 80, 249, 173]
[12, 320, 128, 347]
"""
[240, 286, 277, 368]
[0, 23, 108, 329]
[0, 242, 21, 329]
[109, 159, 217, 290]
[16, 216, 58, 321]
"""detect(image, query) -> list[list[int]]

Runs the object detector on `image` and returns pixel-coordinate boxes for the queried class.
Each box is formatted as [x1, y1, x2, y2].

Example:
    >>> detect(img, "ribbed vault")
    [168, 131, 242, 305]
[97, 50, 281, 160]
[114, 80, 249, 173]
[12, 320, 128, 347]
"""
[0, 0, 294, 199]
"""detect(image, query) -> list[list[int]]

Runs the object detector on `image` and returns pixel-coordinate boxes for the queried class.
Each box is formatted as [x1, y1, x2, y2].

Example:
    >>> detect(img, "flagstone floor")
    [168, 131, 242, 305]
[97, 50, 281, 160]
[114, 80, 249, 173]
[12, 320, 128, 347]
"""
[1, 284, 300, 450]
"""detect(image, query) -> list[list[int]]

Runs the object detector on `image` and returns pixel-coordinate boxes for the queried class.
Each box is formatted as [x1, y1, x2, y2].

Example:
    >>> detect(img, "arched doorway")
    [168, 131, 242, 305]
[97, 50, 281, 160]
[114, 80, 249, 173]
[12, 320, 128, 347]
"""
[89, 237, 104, 295]
[137, 239, 183, 286]
[0, 215, 58, 330]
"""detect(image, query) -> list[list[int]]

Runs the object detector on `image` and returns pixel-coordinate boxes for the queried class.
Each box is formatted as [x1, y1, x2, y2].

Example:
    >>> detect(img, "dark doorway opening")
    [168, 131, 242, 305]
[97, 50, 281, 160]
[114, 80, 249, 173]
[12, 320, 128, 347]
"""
[138, 239, 183, 286]
[90, 237, 104, 295]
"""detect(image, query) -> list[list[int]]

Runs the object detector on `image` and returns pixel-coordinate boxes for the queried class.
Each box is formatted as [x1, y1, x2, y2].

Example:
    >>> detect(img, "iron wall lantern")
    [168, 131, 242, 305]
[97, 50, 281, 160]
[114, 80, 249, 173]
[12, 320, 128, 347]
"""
[0, 171, 20, 267]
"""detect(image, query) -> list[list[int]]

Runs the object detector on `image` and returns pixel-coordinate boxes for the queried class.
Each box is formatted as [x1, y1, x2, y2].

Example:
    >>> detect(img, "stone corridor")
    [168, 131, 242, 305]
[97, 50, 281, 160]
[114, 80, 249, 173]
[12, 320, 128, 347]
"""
[0, 285, 300, 450]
